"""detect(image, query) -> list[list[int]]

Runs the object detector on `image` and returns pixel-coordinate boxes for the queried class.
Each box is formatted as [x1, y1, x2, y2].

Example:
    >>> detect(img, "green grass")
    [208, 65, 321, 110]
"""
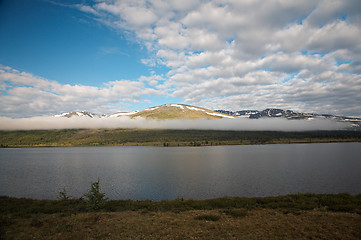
[1, 193, 360, 216]
[1, 129, 361, 147]
[1, 194, 360, 240]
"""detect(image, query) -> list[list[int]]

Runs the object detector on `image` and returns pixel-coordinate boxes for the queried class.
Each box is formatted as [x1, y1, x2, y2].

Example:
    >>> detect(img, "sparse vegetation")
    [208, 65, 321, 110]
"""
[1, 193, 360, 239]
[1, 129, 360, 147]
[222, 209, 248, 218]
[194, 214, 221, 221]
[1, 193, 360, 216]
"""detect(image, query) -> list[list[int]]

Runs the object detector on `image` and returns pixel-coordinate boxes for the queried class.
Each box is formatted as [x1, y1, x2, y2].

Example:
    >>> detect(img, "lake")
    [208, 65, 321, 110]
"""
[0, 143, 360, 200]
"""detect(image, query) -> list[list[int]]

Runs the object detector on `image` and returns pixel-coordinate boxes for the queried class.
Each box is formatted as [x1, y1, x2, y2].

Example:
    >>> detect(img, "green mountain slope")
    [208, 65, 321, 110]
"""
[127, 104, 234, 120]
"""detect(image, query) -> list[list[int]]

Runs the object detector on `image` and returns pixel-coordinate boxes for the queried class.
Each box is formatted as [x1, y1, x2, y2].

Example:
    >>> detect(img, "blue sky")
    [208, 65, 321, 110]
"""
[1, 0, 361, 118]
[0, 0, 154, 85]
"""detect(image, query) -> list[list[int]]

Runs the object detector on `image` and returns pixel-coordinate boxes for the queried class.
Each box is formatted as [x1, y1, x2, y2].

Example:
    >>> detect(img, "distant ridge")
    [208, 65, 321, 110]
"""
[54, 104, 234, 120]
[53, 104, 360, 128]
[215, 108, 361, 128]
[54, 111, 104, 118]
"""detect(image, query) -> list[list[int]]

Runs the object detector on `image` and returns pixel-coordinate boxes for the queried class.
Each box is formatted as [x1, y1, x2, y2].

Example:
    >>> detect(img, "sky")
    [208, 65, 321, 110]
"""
[1, 0, 361, 118]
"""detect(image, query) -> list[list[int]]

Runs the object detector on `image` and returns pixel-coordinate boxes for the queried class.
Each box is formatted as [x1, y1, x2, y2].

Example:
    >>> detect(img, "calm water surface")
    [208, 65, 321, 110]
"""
[0, 143, 360, 200]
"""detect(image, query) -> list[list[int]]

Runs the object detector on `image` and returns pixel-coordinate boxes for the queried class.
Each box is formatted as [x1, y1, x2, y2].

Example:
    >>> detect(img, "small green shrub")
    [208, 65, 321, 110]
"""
[58, 187, 72, 200]
[84, 178, 108, 211]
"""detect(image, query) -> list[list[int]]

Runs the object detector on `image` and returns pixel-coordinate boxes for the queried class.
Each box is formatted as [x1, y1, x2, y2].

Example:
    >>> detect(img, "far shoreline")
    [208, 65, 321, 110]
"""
[1, 138, 361, 148]
[1, 192, 360, 212]
[1, 129, 361, 148]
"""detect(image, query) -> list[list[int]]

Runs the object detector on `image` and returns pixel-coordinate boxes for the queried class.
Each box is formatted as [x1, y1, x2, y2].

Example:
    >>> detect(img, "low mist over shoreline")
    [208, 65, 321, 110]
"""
[0, 116, 349, 131]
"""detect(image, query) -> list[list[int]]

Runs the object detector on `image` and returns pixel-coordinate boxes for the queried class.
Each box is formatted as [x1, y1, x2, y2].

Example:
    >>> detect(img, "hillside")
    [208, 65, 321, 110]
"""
[56, 104, 234, 120]
[118, 104, 234, 120]
[1, 129, 361, 147]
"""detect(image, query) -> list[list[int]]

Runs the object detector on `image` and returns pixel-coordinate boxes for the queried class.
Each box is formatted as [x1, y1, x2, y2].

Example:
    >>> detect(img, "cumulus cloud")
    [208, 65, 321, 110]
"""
[2, 0, 361, 118]
[0, 66, 160, 118]
[74, 0, 361, 117]
[0, 116, 348, 131]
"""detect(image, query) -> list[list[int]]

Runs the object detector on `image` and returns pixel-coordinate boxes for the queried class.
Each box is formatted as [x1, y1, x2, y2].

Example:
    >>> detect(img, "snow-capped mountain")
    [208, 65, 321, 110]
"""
[216, 108, 311, 119]
[54, 104, 234, 120]
[125, 104, 234, 120]
[54, 111, 105, 118]
[215, 108, 361, 128]
[53, 105, 360, 128]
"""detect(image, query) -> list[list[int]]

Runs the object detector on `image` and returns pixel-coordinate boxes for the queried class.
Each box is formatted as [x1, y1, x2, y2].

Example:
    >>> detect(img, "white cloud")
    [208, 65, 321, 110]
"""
[274, 20, 361, 53]
[0, 66, 160, 118]
[3, 0, 361, 118]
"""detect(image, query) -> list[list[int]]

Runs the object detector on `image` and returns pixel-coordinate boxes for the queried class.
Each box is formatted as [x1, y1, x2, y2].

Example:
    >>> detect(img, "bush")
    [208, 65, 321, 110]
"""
[58, 187, 72, 200]
[84, 178, 108, 211]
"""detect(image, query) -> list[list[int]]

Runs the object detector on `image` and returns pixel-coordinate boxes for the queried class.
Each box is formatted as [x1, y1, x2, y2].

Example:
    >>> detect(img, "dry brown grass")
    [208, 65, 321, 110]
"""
[2, 209, 360, 240]
[130, 104, 226, 120]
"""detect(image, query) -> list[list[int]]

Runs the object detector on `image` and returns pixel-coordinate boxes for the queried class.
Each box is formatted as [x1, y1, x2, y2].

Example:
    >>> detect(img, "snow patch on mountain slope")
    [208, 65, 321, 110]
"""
[186, 106, 205, 111]
[108, 111, 139, 118]
[185, 106, 234, 118]
[169, 104, 185, 109]
[144, 107, 160, 111]
[206, 112, 235, 118]
[54, 113, 70, 117]
[54, 111, 101, 118]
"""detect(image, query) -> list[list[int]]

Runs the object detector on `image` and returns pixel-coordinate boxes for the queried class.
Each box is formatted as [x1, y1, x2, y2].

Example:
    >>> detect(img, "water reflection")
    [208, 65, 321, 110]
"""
[0, 143, 360, 200]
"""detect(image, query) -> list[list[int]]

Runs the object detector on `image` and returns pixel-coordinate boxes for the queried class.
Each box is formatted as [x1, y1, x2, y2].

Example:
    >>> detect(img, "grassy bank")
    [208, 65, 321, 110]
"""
[1, 129, 361, 147]
[1, 193, 361, 215]
[1, 194, 360, 239]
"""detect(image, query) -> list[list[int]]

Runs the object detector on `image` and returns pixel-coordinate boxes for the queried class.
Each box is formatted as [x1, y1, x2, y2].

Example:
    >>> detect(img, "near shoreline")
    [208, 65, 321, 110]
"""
[1, 193, 360, 239]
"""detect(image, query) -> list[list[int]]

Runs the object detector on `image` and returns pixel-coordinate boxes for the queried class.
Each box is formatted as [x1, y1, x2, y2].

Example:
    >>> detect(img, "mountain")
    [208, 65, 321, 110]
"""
[54, 111, 105, 118]
[215, 108, 361, 128]
[115, 104, 235, 120]
[53, 105, 360, 128]
[215, 108, 311, 119]
[54, 104, 234, 120]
